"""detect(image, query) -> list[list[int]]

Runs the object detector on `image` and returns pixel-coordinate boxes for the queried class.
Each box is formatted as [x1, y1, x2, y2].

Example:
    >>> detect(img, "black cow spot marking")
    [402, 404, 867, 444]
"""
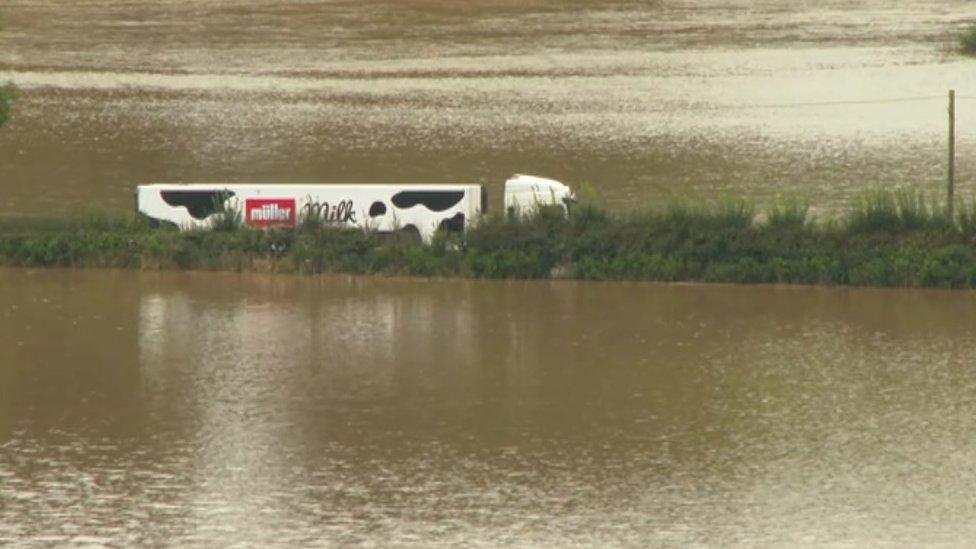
[368, 201, 387, 217]
[391, 191, 464, 212]
[161, 190, 235, 220]
[438, 213, 465, 233]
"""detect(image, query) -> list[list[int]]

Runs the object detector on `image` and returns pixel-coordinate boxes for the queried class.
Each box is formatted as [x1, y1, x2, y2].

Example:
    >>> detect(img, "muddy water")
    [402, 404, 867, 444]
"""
[2, 1, 976, 217]
[2, 268, 976, 546]
[5, 2, 976, 546]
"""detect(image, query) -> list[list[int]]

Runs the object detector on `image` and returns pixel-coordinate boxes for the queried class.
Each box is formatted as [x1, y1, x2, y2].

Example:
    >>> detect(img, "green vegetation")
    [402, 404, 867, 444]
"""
[0, 86, 10, 128]
[5, 189, 976, 289]
[0, 9, 10, 128]
[961, 23, 976, 56]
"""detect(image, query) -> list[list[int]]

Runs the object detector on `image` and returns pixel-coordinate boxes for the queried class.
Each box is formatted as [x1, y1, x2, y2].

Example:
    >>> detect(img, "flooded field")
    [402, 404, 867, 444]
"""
[3, 268, 976, 545]
[2, 1, 976, 216]
[5, 1, 976, 546]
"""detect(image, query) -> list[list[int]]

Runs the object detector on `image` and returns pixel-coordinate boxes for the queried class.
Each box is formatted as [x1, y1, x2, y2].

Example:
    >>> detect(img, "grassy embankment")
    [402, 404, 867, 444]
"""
[4, 189, 976, 288]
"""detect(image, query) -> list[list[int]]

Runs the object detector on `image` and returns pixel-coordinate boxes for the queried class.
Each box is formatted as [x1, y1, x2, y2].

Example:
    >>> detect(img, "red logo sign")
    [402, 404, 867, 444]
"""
[245, 198, 296, 228]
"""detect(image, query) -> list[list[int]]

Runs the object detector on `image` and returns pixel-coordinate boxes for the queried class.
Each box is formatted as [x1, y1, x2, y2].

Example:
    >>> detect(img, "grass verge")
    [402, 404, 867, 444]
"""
[3, 190, 976, 289]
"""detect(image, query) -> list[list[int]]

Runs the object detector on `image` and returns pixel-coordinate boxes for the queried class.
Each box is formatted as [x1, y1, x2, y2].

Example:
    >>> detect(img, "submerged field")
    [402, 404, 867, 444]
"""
[3, 190, 976, 289]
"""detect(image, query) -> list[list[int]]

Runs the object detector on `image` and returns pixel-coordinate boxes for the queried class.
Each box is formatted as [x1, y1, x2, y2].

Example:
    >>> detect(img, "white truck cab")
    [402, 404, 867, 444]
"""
[503, 174, 575, 218]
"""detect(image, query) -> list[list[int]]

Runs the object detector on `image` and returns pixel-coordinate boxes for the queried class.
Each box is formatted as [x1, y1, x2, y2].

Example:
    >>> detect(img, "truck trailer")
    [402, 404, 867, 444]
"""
[136, 174, 574, 242]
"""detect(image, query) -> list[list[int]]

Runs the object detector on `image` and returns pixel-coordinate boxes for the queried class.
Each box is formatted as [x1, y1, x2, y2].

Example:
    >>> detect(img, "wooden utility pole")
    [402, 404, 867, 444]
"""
[949, 89, 956, 219]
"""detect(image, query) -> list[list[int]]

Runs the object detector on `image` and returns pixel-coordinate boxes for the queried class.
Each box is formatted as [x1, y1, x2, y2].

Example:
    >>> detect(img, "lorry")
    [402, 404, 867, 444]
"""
[136, 174, 574, 242]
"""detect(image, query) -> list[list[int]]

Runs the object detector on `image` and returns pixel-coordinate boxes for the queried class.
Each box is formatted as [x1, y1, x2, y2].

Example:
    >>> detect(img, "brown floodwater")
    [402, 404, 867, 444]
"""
[3, 268, 976, 546]
[2, 1, 976, 217]
[5, 2, 976, 546]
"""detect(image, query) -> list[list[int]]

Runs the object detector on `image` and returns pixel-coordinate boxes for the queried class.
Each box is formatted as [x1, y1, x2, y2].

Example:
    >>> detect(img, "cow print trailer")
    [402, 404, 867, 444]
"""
[136, 175, 575, 242]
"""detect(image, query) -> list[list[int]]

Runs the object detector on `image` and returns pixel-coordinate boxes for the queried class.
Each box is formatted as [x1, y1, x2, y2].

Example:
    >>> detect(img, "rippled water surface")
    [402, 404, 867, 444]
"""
[3, 268, 976, 546]
[2, 1, 976, 216]
[5, 2, 976, 546]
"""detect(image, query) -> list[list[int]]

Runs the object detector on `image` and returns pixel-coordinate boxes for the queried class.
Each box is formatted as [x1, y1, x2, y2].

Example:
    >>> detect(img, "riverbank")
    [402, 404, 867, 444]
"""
[3, 190, 976, 288]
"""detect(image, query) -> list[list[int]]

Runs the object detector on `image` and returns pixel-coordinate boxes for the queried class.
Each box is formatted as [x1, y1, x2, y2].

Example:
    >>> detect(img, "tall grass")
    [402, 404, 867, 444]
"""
[659, 199, 752, 231]
[845, 188, 949, 234]
[765, 197, 809, 230]
[961, 24, 976, 56]
[0, 85, 12, 128]
[208, 194, 242, 232]
[3, 187, 976, 288]
[957, 198, 976, 238]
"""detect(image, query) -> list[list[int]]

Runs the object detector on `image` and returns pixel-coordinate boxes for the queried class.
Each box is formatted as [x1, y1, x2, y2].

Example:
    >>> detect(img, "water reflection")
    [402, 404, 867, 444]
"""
[4, 269, 976, 544]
